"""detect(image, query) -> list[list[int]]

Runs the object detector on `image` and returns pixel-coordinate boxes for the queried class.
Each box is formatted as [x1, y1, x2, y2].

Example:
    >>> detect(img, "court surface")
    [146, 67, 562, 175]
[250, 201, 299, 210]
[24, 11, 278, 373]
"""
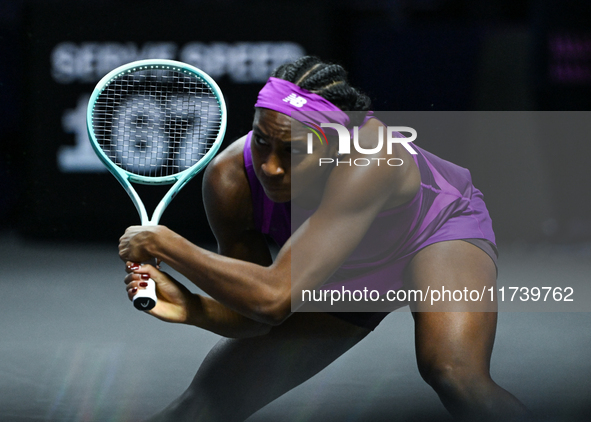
[1, 233, 590, 422]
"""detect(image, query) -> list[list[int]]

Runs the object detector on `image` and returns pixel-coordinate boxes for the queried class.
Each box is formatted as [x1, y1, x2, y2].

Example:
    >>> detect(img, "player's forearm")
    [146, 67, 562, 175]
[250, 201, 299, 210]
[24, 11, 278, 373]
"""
[186, 294, 271, 338]
[152, 228, 290, 325]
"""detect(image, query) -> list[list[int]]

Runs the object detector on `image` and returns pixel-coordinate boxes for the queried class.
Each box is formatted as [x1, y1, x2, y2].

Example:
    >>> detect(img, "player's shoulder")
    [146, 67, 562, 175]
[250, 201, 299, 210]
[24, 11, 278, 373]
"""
[203, 135, 253, 224]
[205, 135, 249, 192]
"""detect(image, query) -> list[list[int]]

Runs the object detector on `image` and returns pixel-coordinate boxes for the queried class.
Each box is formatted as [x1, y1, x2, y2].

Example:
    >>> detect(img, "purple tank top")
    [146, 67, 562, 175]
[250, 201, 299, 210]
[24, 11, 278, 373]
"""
[243, 130, 496, 292]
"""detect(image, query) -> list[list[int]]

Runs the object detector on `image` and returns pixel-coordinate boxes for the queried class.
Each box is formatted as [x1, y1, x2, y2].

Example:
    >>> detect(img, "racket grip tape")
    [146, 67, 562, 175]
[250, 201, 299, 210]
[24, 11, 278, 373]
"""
[133, 278, 157, 311]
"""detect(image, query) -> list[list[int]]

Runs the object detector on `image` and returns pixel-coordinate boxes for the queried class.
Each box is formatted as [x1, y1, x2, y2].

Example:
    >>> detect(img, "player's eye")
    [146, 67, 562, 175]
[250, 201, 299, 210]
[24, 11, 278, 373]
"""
[254, 135, 268, 147]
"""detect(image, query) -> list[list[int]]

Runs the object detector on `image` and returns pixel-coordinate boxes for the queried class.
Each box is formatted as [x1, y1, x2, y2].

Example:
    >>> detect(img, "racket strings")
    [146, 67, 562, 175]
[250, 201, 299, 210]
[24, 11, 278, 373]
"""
[92, 68, 222, 177]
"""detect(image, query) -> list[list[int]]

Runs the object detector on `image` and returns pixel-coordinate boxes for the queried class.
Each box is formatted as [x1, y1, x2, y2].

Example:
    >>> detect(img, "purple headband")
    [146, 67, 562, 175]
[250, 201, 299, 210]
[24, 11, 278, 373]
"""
[254, 77, 351, 128]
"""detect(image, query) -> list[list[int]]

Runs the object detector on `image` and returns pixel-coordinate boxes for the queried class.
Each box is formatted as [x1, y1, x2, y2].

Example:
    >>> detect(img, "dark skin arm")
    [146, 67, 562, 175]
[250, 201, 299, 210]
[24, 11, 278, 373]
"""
[124, 265, 271, 338]
[119, 117, 421, 325]
[124, 136, 276, 338]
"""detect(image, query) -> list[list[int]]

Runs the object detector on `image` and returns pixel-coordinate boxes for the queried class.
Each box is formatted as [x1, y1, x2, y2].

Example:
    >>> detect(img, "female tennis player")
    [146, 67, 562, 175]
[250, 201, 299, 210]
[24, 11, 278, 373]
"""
[119, 56, 529, 421]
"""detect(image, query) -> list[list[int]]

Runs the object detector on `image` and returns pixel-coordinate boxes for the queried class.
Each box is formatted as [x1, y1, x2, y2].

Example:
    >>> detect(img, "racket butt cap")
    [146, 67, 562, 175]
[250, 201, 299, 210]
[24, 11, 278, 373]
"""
[133, 297, 156, 311]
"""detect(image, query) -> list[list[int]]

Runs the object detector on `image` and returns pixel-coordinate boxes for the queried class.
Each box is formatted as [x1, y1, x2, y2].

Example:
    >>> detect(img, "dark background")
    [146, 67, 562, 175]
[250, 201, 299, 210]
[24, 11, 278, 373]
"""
[1, 0, 591, 245]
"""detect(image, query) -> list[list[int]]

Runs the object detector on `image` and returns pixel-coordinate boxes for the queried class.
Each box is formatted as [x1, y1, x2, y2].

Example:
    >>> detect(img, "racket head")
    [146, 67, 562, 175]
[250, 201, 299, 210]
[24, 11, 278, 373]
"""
[86, 59, 227, 187]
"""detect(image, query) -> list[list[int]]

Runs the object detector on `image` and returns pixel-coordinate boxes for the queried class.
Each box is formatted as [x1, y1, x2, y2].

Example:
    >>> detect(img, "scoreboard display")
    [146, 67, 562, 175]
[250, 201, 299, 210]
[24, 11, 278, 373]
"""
[21, 0, 332, 241]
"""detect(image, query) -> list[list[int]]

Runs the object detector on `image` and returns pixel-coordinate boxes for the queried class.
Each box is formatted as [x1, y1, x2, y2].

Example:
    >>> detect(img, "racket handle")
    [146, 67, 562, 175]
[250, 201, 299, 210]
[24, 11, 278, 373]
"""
[133, 277, 157, 311]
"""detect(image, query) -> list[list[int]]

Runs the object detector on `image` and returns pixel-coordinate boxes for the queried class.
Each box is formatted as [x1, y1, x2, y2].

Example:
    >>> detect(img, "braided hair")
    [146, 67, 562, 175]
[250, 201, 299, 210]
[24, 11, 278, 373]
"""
[271, 56, 371, 126]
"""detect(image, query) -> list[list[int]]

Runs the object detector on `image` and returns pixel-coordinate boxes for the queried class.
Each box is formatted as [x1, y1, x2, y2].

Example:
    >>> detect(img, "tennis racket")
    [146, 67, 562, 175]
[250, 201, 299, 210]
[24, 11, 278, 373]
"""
[87, 59, 227, 311]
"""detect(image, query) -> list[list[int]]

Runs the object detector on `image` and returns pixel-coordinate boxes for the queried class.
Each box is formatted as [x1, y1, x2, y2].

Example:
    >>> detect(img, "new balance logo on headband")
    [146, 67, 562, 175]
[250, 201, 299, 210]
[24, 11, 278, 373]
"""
[283, 93, 307, 107]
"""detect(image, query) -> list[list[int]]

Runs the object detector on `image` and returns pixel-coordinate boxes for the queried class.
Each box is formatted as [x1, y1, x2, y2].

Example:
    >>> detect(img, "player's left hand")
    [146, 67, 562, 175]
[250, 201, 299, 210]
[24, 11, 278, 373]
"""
[119, 225, 166, 263]
[124, 263, 197, 324]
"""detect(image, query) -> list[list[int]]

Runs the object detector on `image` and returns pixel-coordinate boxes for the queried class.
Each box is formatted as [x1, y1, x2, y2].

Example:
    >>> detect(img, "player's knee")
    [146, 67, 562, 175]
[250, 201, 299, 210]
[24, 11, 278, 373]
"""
[418, 359, 489, 398]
